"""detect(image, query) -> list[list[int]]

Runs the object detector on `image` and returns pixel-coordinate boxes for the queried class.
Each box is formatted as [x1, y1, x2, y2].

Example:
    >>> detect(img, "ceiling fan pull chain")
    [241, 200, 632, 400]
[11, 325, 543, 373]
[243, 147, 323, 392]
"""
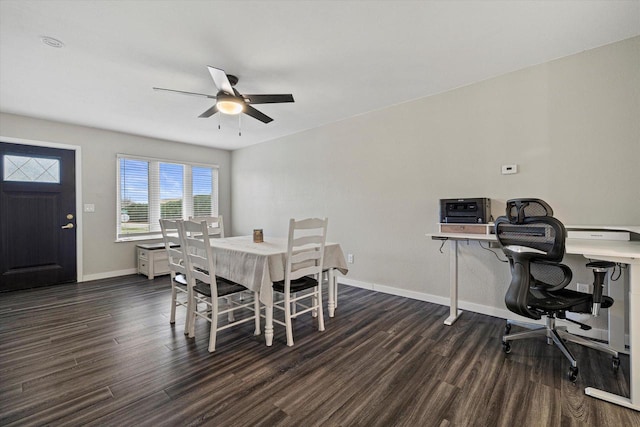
[238, 114, 242, 136]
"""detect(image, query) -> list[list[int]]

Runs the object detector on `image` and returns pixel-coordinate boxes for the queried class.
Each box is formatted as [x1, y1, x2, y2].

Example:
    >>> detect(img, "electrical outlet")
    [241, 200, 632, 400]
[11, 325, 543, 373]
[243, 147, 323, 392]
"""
[83, 204, 95, 213]
[577, 283, 591, 293]
[347, 253, 354, 264]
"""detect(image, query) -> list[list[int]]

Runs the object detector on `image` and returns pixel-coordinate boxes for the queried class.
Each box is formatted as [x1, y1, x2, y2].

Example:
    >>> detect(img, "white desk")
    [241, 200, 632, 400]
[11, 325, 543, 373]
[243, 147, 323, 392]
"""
[428, 231, 640, 411]
[209, 236, 348, 346]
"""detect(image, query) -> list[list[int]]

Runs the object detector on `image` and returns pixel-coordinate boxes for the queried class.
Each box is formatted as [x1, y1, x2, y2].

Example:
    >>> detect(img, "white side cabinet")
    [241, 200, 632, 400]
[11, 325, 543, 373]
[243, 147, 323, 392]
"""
[137, 243, 171, 279]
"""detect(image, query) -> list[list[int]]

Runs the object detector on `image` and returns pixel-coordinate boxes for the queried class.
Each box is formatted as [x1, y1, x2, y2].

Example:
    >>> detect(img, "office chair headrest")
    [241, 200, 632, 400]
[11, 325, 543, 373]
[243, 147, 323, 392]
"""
[505, 198, 553, 224]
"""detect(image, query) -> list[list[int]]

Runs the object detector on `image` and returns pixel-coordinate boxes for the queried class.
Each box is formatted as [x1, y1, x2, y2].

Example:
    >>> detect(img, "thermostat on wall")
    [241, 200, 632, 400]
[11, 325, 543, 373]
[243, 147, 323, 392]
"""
[501, 164, 518, 175]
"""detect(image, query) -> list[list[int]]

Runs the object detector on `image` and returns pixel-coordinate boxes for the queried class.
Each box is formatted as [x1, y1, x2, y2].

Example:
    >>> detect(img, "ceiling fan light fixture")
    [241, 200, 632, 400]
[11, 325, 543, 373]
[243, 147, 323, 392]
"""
[216, 93, 244, 115]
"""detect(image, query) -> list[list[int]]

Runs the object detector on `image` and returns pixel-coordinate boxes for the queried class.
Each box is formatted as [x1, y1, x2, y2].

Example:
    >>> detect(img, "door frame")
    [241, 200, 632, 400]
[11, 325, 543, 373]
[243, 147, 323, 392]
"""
[0, 135, 84, 282]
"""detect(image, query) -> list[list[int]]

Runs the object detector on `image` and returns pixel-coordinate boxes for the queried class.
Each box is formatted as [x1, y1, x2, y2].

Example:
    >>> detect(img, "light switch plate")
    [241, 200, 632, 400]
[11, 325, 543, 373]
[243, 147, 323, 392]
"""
[84, 204, 95, 213]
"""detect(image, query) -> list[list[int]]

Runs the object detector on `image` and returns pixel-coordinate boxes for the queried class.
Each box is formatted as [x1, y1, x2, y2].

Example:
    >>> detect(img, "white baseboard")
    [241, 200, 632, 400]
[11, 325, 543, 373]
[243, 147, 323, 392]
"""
[81, 268, 138, 282]
[336, 276, 628, 346]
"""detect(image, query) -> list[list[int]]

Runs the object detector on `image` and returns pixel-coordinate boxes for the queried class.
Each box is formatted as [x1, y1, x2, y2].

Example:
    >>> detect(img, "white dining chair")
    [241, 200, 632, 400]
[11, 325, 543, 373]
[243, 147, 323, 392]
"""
[189, 215, 237, 316]
[272, 217, 328, 346]
[188, 215, 224, 238]
[181, 219, 260, 352]
[159, 219, 190, 334]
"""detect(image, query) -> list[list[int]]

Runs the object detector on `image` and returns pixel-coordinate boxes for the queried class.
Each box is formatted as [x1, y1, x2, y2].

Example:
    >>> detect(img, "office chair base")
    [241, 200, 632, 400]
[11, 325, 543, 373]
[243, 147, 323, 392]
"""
[502, 317, 619, 381]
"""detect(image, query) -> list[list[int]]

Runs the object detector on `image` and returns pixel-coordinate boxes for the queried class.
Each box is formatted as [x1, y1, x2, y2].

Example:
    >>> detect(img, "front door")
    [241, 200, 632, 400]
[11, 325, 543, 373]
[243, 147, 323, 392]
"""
[0, 142, 77, 291]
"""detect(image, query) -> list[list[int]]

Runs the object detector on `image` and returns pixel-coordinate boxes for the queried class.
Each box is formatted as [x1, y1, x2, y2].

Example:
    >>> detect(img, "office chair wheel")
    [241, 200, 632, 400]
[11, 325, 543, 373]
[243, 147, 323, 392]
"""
[502, 341, 511, 354]
[504, 323, 511, 335]
[613, 356, 620, 372]
[568, 366, 579, 382]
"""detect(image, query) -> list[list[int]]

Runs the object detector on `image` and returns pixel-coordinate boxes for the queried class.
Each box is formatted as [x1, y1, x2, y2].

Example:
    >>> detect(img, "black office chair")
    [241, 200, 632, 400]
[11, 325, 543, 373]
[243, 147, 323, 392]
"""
[495, 198, 619, 381]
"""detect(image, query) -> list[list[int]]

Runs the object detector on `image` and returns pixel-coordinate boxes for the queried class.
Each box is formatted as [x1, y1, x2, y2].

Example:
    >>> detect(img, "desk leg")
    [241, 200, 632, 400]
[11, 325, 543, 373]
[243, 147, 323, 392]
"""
[445, 239, 463, 326]
[586, 262, 640, 411]
[328, 269, 336, 317]
[608, 271, 626, 353]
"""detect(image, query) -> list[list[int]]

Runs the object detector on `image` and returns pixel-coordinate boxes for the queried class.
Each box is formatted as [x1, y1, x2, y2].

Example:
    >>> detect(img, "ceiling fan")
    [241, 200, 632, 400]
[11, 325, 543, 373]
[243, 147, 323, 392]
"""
[153, 66, 294, 124]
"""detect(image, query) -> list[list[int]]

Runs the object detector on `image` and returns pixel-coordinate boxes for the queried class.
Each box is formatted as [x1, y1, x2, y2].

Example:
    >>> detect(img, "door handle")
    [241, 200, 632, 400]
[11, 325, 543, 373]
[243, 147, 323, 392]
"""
[61, 223, 74, 229]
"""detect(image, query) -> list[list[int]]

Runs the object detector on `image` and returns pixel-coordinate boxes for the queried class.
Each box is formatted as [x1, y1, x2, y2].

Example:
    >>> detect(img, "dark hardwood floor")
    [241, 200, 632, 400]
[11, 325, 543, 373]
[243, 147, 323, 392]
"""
[1, 274, 638, 426]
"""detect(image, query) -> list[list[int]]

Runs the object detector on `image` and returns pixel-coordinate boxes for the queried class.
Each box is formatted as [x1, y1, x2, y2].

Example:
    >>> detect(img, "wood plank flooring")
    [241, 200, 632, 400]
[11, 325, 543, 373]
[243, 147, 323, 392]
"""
[1, 275, 639, 426]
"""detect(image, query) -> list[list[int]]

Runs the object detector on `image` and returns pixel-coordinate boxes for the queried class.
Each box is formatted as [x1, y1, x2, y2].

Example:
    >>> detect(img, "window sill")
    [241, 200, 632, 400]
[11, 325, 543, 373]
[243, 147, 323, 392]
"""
[115, 234, 164, 243]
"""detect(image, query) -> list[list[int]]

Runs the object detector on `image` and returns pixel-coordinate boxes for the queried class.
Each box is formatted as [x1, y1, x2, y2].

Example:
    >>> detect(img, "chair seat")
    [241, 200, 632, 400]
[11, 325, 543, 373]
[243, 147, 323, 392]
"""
[272, 276, 319, 293]
[529, 288, 613, 312]
[193, 277, 247, 298]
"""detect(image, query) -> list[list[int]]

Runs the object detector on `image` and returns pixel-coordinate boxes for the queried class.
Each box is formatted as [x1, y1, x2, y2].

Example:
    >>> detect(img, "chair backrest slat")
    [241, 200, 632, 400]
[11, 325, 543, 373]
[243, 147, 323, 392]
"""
[292, 235, 324, 247]
[189, 215, 224, 238]
[285, 217, 328, 285]
[290, 250, 321, 265]
[159, 219, 186, 275]
[292, 217, 326, 230]
[182, 219, 217, 290]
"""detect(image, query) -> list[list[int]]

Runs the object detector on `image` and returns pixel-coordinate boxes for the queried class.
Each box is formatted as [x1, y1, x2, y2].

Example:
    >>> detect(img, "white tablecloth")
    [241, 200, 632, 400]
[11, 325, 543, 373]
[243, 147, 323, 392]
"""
[209, 235, 348, 305]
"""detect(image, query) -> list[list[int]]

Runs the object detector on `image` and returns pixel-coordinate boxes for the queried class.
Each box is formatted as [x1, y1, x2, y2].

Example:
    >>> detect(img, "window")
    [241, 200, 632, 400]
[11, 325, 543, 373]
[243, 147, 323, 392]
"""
[117, 154, 218, 241]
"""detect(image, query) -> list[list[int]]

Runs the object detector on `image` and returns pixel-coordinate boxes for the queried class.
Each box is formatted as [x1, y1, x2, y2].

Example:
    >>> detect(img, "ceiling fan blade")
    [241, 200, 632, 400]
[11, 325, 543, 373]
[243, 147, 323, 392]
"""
[153, 87, 216, 99]
[207, 66, 234, 95]
[243, 105, 273, 123]
[199, 104, 219, 118]
[243, 94, 295, 104]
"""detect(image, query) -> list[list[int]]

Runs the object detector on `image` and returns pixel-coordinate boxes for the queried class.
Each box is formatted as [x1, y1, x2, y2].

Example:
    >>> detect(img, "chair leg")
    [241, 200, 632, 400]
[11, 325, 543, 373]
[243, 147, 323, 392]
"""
[331, 269, 338, 311]
[312, 291, 318, 318]
[186, 287, 195, 337]
[170, 285, 178, 324]
[285, 292, 294, 347]
[316, 286, 325, 332]
[208, 299, 219, 353]
[550, 328, 578, 368]
[188, 304, 196, 338]
[506, 318, 541, 331]
[291, 292, 297, 317]
[557, 329, 619, 358]
[503, 327, 546, 342]
[253, 293, 261, 336]
[226, 296, 235, 322]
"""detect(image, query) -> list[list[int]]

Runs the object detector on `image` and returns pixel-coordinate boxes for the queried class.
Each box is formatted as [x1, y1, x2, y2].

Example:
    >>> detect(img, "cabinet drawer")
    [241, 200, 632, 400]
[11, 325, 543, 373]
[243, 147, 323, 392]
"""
[440, 224, 488, 234]
[138, 260, 149, 275]
[139, 249, 149, 260]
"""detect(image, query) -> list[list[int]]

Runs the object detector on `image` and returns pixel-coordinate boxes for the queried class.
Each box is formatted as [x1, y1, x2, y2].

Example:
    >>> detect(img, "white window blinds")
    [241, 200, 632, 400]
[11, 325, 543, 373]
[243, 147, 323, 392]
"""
[117, 154, 218, 240]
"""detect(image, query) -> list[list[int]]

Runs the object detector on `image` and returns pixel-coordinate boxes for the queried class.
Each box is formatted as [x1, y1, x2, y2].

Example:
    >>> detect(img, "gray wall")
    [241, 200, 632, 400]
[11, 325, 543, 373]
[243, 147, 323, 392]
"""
[231, 37, 640, 328]
[0, 113, 232, 279]
[0, 37, 637, 333]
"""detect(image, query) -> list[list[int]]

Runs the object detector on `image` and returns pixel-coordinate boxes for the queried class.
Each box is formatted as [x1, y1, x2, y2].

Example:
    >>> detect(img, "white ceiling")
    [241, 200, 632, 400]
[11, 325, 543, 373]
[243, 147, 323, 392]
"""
[1, 1, 638, 151]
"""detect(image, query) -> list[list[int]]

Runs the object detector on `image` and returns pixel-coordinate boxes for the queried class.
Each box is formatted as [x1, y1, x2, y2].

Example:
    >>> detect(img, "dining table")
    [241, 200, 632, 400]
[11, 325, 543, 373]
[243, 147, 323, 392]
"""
[208, 235, 349, 346]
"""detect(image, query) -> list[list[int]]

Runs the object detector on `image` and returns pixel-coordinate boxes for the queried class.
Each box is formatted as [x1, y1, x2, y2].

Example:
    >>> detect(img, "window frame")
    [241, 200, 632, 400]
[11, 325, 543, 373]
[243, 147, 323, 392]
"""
[116, 153, 219, 242]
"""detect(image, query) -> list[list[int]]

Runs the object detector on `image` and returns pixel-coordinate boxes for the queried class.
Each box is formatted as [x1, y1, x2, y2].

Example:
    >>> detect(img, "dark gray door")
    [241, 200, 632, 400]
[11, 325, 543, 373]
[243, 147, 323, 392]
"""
[0, 142, 77, 291]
